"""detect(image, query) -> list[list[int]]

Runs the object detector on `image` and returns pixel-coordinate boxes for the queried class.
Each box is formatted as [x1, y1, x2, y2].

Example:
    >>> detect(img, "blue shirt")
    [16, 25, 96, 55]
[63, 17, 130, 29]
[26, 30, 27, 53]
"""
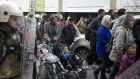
[62, 51, 73, 61]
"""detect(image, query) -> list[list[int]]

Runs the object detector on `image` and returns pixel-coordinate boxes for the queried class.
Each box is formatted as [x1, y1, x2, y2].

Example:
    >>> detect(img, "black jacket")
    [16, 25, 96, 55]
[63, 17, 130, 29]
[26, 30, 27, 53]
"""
[88, 17, 102, 40]
[39, 22, 45, 35]
[59, 25, 77, 46]
[36, 27, 42, 41]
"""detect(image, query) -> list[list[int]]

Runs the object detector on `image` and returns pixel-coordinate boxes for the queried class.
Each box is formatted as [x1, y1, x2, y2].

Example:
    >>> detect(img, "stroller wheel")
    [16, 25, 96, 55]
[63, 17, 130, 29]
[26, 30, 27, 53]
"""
[78, 69, 87, 77]
[58, 74, 65, 79]
[69, 74, 77, 79]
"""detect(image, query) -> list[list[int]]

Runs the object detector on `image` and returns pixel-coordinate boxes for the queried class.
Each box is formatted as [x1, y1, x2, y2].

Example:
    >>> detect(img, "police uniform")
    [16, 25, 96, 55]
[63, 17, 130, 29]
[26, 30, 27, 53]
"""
[0, 25, 21, 79]
[0, 1, 23, 79]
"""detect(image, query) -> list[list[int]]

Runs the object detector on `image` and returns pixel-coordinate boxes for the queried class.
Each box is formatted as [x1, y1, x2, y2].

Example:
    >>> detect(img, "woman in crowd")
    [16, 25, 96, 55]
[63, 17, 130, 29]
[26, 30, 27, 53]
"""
[109, 14, 134, 79]
[94, 15, 112, 79]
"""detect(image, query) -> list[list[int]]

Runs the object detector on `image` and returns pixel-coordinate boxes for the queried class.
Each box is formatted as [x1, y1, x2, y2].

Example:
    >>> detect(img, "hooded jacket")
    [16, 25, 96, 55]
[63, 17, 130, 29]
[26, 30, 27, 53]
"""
[109, 14, 134, 62]
[59, 24, 77, 47]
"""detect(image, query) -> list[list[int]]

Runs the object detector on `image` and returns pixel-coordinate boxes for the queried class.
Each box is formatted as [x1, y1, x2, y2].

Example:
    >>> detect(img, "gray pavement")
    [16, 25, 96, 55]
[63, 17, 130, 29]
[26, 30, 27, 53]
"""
[83, 66, 117, 79]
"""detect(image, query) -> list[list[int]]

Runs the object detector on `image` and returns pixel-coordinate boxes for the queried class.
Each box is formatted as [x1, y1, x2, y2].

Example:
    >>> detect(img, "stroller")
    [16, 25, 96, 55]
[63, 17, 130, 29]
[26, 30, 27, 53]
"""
[59, 48, 87, 79]
[36, 44, 65, 79]
[53, 40, 87, 79]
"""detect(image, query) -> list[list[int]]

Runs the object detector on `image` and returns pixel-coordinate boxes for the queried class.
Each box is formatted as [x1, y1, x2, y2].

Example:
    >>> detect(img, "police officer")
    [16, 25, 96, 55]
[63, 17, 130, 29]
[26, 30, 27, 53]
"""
[0, 1, 23, 79]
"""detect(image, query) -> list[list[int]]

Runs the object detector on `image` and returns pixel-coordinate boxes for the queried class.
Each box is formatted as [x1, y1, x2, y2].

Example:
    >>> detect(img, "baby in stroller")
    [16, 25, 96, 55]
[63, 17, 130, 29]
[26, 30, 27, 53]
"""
[37, 44, 67, 79]
[61, 45, 83, 71]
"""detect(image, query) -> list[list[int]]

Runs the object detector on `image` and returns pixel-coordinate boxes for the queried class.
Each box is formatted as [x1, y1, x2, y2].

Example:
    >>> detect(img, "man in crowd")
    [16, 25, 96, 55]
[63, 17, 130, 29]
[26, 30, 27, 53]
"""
[108, 9, 115, 20]
[59, 18, 77, 48]
[111, 8, 127, 36]
[39, 15, 48, 36]
[86, 9, 105, 68]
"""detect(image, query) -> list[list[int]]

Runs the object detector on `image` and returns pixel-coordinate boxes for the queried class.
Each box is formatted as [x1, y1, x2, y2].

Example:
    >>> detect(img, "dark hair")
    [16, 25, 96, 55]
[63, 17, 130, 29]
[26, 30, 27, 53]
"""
[84, 17, 88, 19]
[49, 16, 57, 22]
[42, 15, 48, 20]
[69, 18, 74, 21]
[98, 9, 105, 14]
[42, 32, 47, 36]
[123, 41, 136, 53]
[117, 8, 126, 16]
[108, 9, 114, 15]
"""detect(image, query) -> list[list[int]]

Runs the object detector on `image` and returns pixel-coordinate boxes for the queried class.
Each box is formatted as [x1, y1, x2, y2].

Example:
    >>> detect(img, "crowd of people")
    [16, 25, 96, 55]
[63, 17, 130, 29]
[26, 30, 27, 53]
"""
[34, 8, 140, 79]
[0, 1, 140, 79]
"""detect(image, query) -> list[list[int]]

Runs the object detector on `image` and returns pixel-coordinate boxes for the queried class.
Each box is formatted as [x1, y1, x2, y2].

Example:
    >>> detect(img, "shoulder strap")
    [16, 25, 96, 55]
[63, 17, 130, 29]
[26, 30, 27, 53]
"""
[119, 26, 128, 42]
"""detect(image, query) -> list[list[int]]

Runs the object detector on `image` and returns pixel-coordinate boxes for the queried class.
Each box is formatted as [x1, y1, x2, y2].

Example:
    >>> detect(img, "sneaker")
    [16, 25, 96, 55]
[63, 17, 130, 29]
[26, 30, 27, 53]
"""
[105, 68, 111, 73]
[83, 60, 90, 69]
[77, 68, 82, 71]
[82, 60, 87, 67]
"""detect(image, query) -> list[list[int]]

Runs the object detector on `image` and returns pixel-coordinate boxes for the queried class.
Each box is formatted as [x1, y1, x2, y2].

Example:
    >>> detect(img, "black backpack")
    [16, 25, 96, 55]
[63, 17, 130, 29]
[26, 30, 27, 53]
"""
[85, 18, 94, 41]
[105, 26, 129, 52]
[85, 28, 90, 41]
[105, 37, 114, 52]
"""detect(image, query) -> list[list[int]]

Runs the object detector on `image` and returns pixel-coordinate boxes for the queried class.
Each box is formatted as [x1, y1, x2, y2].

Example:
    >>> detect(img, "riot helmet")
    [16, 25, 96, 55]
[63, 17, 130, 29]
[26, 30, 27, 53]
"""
[0, 1, 23, 30]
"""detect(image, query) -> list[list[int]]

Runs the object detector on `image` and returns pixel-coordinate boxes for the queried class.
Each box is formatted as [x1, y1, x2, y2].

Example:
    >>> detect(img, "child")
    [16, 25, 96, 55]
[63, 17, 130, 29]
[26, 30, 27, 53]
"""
[119, 41, 137, 75]
[42, 32, 53, 48]
[41, 48, 67, 73]
[62, 45, 82, 71]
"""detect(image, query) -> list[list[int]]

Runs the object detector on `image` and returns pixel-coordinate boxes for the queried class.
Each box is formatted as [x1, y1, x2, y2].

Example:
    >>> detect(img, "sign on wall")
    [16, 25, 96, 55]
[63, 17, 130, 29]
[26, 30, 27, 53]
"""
[36, 0, 45, 12]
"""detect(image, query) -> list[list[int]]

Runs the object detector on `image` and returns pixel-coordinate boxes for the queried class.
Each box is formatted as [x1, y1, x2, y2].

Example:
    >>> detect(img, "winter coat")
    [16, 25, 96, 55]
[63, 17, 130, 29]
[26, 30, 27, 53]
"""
[59, 25, 77, 47]
[109, 14, 134, 62]
[111, 19, 119, 36]
[44, 21, 61, 43]
[36, 27, 42, 41]
[109, 26, 134, 62]
[96, 24, 112, 56]
[0, 25, 21, 78]
[88, 17, 102, 40]
[39, 22, 45, 35]
[119, 53, 135, 75]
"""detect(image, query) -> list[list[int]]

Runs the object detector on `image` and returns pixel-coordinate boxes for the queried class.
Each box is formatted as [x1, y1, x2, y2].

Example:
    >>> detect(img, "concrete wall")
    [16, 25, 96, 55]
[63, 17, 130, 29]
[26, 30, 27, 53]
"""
[116, 0, 140, 12]
[63, 0, 110, 12]
[45, 0, 58, 12]
[2, 0, 140, 12]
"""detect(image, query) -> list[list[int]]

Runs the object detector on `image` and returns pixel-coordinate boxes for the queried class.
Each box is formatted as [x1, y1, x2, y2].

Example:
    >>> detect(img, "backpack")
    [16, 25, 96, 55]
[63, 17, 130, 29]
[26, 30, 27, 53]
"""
[85, 28, 90, 41]
[105, 26, 128, 52]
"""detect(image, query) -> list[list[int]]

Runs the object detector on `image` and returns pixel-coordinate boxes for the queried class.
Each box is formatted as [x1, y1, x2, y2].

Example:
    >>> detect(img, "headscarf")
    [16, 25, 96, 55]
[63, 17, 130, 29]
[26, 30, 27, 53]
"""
[118, 14, 127, 28]
[118, 14, 134, 41]
[118, 14, 134, 29]
[101, 15, 111, 28]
